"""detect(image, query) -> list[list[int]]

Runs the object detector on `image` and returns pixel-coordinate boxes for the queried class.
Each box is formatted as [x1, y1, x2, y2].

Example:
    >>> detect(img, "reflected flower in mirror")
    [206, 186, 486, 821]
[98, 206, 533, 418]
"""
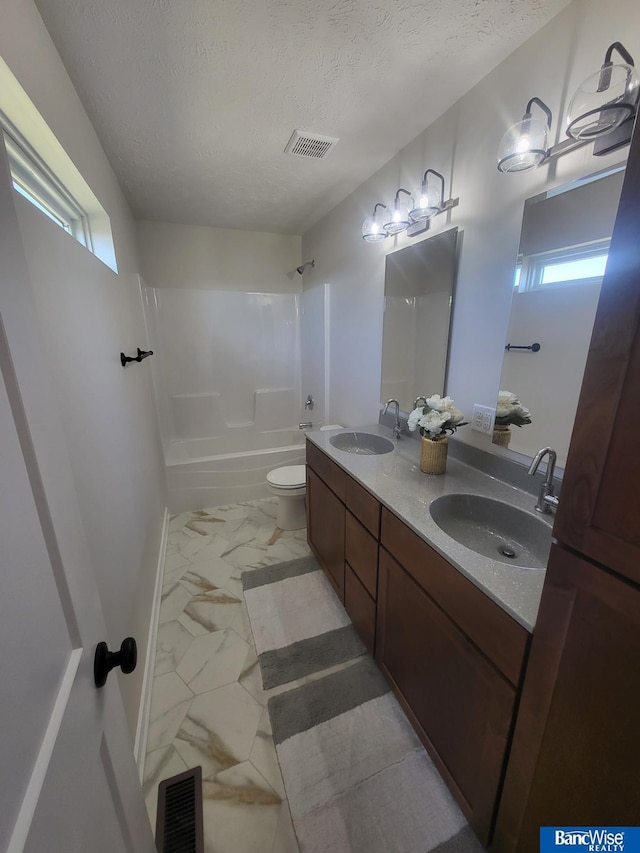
[408, 394, 468, 441]
[495, 391, 532, 428]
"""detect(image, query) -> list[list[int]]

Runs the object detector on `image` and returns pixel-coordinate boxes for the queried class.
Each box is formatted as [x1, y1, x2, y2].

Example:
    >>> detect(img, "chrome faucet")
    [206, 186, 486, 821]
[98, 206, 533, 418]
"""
[383, 398, 402, 439]
[413, 395, 427, 410]
[528, 447, 559, 513]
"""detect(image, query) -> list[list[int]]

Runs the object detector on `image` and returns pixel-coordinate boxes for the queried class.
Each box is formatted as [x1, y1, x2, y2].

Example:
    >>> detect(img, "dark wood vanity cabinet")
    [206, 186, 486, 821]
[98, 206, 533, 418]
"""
[306, 440, 381, 652]
[491, 120, 640, 851]
[377, 508, 529, 846]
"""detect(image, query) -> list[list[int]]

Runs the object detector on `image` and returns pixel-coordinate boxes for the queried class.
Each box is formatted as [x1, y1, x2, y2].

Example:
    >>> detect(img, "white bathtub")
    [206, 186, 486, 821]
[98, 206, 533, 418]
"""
[166, 429, 306, 513]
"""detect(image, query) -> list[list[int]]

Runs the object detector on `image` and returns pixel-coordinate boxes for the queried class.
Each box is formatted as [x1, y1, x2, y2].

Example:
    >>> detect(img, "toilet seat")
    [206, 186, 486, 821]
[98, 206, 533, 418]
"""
[266, 465, 306, 489]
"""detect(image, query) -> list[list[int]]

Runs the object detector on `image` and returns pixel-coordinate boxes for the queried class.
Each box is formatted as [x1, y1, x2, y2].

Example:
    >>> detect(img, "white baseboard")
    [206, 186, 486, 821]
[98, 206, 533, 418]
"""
[133, 506, 169, 778]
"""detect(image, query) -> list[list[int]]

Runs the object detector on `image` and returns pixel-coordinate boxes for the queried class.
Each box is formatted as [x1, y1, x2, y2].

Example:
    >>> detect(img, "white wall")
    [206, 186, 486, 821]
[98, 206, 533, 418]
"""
[301, 0, 638, 453]
[1, 0, 167, 735]
[137, 220, 302, 293]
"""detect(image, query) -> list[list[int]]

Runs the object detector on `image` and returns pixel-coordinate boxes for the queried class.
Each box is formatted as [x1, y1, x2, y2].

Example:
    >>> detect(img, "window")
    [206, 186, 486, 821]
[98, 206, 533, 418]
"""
[1, 114, 91, 250]
[516, 240, 610, 292]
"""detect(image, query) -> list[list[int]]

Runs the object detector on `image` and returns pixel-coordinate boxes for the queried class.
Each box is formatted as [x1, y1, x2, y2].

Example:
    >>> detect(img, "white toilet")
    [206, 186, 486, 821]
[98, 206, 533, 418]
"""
[266, 465, 307, 530]
[267, 425, 343, 530]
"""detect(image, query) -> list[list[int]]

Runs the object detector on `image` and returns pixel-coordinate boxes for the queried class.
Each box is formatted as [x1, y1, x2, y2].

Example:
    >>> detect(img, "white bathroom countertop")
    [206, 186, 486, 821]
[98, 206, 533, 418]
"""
[306, 424, 552, 632]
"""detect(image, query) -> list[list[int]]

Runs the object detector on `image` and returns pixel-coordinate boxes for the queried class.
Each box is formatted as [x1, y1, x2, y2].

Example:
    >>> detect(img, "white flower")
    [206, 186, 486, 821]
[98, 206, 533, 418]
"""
[407, 407, 423, 432]
[419, 409, 451, 438]
[496, 391, 518, 418]
[425, 394, 448, 412]
[495, 390, 532, 426]
[408, 393, 467, 439]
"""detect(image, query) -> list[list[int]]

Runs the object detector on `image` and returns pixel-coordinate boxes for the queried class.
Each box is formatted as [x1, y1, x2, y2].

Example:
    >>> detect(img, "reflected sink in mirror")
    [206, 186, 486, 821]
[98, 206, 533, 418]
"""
[429, 493, 552, 569]
[329, 432, 395, 455]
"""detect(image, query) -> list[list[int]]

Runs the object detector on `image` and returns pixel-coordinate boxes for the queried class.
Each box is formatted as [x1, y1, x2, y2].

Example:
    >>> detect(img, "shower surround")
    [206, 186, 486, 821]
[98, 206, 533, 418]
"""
[145, 288, 306, 513]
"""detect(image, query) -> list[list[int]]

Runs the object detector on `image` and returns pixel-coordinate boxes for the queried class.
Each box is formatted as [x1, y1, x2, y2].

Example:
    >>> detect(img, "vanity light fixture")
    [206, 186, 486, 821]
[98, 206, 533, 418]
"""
[497, 97, 553, 173]
[362, 176, 459, 243]
[566, 42, 640, 141]
[362, 203, 388, 242]
[498, 42, 640, 174]
[383, 188, 413, 235]
[409, 169, 445, 221]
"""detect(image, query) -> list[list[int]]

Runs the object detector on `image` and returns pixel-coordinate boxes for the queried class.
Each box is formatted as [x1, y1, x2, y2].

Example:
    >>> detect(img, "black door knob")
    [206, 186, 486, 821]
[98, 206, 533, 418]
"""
[94, 637, 137, 688]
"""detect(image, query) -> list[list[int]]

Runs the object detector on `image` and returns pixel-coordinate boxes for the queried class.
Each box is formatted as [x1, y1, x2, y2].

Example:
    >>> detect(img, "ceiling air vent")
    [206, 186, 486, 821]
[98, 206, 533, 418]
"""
[284, 130, 339, 159]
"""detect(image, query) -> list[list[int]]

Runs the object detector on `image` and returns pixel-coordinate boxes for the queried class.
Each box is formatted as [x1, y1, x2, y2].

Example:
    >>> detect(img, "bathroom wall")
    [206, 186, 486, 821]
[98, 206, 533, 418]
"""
[1, 0, 167, 735]
[301, 0, 639, 453]
[136, 220, 301, 293]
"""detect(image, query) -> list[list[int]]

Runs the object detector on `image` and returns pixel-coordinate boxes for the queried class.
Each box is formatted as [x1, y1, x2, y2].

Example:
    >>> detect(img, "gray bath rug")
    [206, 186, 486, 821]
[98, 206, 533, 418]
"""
[269, 660, 484, 853]
[242, 556, 367, 690]
[243, 555, 483, 852]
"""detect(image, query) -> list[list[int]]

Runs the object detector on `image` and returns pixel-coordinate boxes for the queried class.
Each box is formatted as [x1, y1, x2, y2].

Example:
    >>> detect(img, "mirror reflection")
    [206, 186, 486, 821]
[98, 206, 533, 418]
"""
[380, 228, 458, 414]
[494, 167, 625, 466]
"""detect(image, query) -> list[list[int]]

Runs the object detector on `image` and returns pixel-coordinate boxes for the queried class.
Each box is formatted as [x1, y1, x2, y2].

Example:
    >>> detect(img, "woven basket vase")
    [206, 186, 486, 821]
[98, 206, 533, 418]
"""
[420, 436, 448, 474]
[492, 425, 511, 448]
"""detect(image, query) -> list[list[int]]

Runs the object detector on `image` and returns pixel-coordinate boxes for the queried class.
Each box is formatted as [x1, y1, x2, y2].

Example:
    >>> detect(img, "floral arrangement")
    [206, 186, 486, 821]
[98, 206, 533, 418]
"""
[408, 395, 468, 441]
[495, 391, 532, 428]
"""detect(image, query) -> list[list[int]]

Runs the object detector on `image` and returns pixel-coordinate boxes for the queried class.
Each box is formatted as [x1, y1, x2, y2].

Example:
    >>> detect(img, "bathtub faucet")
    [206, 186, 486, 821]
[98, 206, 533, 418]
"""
[299, 422, 313, 430]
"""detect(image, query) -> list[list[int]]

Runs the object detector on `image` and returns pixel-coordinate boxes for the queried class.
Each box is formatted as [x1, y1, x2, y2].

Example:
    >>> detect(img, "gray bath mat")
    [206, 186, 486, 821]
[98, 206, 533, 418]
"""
[269, 659, 483, 853]
[242, 556, 366, 690]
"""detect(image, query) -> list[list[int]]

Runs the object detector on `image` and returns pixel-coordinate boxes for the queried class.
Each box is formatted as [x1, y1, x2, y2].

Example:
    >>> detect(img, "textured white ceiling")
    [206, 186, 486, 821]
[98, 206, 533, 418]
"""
[34, 0, 570, 234]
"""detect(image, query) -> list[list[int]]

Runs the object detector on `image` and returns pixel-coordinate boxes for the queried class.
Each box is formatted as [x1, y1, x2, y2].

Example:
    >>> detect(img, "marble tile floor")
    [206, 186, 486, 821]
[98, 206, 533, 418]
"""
[143, 497, 313, 853]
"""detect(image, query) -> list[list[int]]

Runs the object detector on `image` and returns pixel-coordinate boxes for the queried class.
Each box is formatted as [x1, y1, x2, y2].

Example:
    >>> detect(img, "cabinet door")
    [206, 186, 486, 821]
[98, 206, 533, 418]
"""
[553, 119, 640, 585]
[307, 468, 345, 600]
[376, 548, 517, 846]
[493, 544, 640, 853]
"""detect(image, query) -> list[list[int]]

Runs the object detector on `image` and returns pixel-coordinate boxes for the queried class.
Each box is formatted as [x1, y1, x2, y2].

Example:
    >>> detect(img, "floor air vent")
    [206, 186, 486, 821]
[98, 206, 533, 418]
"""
[155, 766, 204, 853]
[284, 129, 339, 159]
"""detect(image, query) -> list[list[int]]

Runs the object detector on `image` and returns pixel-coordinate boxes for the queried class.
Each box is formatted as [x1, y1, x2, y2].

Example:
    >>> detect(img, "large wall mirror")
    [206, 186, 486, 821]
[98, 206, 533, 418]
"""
[380, 228, 458, 413]
[493, 167, 625, 466]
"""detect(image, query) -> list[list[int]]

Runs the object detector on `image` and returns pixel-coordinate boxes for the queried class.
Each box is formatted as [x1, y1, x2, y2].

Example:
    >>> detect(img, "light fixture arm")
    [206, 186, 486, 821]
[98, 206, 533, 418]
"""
[598, 42, 635, 93]
[394, 188, 412, 203]
[373, 202, 387, 214]
[524, 97, 553, 128]
[421, 169, 445, 205]
[604, 42, 635, 67]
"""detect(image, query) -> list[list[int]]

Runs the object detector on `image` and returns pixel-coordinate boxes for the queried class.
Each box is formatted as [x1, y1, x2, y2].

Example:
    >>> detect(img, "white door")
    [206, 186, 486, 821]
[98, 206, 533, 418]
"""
[0, 146, 155, 851]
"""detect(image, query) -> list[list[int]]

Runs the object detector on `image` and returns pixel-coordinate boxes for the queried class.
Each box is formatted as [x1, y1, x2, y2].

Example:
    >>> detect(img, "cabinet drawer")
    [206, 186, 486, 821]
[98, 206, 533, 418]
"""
[345, 562, 376, 655]
[346, 474, 381, 537]
[345, 510, 378, 599]
[381, 507, 528, 687]
[306, 440, 346, 501]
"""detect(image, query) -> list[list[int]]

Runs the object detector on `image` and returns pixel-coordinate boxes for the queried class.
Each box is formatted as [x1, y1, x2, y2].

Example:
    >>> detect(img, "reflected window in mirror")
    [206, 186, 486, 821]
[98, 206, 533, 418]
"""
[494, 166, 624, 466]
[516, 241, 609, 292]
[380, 228, 458, 414]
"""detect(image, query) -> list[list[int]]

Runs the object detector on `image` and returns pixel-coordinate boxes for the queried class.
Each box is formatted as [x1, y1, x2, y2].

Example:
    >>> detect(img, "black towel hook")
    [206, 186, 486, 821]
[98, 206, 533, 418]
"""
[121, 347, 153, 366]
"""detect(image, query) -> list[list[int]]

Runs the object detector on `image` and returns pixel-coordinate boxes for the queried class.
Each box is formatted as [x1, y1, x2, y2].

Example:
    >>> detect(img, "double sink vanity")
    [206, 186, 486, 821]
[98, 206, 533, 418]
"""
[305, 425, 553, 846]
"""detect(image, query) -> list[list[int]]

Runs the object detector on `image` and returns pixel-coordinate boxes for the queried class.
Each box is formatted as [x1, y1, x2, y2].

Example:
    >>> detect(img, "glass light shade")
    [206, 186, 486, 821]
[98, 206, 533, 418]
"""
[409, 183, 442, 221]
[362, 212, 387, 242]
[497, 117, 549, 173]
[383, 199, 411, 235]
[566, 63, 640, 139]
